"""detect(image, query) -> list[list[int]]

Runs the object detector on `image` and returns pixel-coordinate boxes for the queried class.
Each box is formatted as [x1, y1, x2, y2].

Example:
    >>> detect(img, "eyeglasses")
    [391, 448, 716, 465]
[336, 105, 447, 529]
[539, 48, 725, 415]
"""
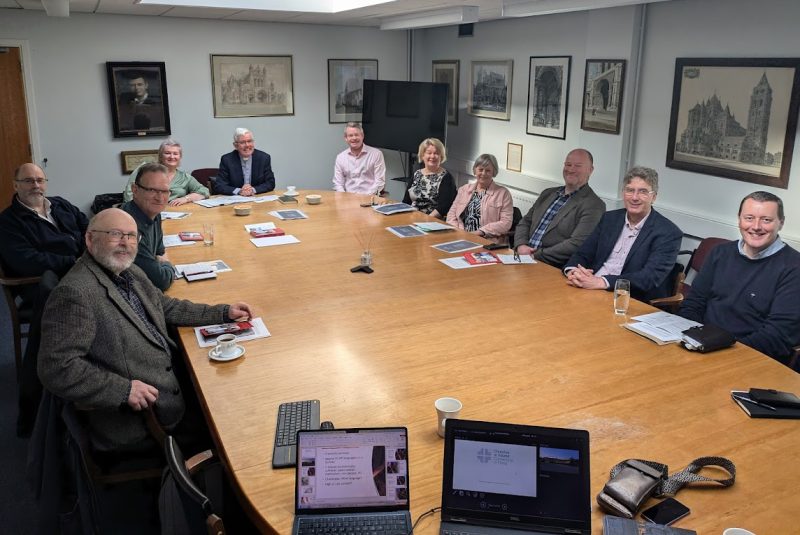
[15, 177, 48, 185]
[136, 184, 170, 196]
[235, 139, 255, 146]
[623, 187, 654, 197]
[91, 230, 141, 242]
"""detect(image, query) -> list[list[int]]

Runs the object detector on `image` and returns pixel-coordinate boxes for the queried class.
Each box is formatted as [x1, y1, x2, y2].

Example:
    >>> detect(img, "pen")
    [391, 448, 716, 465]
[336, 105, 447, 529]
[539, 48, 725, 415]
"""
[513, 251, 520, 263]
[733, 394, 776, 411]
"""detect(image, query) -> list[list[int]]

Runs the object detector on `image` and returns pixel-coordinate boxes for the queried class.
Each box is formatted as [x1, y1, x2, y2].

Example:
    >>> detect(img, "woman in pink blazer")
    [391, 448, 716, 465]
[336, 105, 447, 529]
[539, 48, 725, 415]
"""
[446, 154, 514, 244]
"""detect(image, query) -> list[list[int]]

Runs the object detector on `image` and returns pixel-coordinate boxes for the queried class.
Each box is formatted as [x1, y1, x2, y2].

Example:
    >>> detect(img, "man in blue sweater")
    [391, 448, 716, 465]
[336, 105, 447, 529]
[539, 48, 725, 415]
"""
[679, 191, 800, 368]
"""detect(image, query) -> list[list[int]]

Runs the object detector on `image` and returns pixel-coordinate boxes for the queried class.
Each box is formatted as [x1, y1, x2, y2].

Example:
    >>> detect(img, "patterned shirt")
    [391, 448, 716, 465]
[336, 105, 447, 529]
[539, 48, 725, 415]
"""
[408, 168, 447, 215]
[462, 190, 485, 232]
[111, 270, 169, 353]
[528, 186, 576, 249]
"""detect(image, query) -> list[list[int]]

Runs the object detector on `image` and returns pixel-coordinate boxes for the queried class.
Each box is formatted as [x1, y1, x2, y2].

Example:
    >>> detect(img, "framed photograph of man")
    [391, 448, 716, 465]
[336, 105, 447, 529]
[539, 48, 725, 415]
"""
[211, 55, 294, 118]
[469, 60, 513, 120]
[581, 59, 626, 134]
[432, 60, 460, 125]
[526, 56, 571, 139]
[328, 59, 378, 123]
[106, 62, 171, 138]
[666, 57, 800, 189]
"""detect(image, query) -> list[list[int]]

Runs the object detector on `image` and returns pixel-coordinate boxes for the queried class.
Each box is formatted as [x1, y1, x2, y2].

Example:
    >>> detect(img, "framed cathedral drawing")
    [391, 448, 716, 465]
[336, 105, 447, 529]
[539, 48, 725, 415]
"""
[210, 55, 294, 118]
[581, 59, 626, 134]
[526, 56, 570, 139]
[666, 57, 800, 189]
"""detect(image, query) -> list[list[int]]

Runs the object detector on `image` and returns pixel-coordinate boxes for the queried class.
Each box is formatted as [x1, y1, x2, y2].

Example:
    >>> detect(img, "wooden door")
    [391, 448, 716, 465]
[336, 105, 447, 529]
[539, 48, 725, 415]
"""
[0, 47, 32, 210]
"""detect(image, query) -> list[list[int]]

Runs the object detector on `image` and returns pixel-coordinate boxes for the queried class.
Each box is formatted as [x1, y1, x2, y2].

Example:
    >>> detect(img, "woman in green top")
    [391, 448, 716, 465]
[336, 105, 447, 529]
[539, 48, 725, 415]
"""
[122, 139, 210, 206]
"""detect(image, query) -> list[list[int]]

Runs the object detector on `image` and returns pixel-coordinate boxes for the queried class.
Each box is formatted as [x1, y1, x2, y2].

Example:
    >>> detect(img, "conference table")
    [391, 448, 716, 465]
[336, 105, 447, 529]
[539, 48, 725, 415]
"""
[162, 191, 800, 534]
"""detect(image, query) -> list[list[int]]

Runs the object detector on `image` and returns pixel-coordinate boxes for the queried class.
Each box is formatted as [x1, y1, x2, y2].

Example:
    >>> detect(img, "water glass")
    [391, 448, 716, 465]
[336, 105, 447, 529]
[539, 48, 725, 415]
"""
[614, 279, 631, 315]
[203, 223, 214, 246]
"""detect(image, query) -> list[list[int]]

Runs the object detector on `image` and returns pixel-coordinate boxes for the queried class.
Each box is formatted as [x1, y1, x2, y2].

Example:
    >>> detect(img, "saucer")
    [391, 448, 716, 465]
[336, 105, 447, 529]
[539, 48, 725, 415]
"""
[208, 344, 245, 362]
[284, 190, 299, 197]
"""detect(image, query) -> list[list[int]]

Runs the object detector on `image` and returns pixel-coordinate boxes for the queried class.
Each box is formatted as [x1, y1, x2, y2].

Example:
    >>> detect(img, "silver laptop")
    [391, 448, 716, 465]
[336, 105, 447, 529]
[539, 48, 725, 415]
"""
[440, 419, 591, 535]
[292, 427, 412, 535]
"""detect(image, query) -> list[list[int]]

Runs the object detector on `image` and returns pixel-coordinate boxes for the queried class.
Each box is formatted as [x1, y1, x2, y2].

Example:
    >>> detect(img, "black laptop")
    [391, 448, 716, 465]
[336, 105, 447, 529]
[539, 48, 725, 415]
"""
[440, 419, 591, 535]
[292, 427, 412, 535]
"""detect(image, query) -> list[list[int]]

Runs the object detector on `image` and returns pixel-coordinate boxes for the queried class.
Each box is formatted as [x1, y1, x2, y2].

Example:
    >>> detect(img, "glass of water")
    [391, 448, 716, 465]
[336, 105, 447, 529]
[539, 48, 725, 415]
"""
[614, 279, 631, 315]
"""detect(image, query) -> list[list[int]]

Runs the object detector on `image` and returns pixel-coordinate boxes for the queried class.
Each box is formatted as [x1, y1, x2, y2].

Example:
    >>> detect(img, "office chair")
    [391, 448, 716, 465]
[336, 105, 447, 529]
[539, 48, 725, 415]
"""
[161, 435, 225, 535]
[191, 168, 219, 195]
[0, 259, 41, 383]
[505, 206, 523, 247]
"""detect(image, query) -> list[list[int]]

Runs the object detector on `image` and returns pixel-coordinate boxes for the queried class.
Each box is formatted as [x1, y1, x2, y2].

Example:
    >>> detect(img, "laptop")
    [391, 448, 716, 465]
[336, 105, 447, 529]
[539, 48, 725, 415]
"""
[292, 427, 412, 535]
[440, 419, 591, 535]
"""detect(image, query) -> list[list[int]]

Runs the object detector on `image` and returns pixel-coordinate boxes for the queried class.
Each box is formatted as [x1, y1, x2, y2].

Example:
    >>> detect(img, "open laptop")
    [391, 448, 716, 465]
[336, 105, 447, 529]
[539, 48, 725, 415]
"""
[292, 427, 412, 535]
[440, 419, 591, 535]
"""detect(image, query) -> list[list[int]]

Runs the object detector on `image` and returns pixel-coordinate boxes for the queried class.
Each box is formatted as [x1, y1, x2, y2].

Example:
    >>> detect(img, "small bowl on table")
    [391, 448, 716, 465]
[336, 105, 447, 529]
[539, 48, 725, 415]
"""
[305, 194, 322, 205]
[234, 204, 252, 216]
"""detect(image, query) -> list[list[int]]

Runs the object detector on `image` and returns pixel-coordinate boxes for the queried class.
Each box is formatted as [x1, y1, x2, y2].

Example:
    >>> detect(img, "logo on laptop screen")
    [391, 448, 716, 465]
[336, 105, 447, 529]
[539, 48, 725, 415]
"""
[476, 447, 511, 465]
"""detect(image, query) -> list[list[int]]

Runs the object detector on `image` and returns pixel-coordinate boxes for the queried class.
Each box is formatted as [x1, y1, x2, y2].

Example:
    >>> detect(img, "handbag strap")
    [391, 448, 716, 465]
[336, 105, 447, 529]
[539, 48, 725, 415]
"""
[658, 456, 736, 496]
[608, 457, 735, 496]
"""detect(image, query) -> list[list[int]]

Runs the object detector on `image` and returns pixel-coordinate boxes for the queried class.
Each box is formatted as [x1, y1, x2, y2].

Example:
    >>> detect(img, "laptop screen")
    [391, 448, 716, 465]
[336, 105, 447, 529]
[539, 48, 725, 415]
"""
[441, 419, 591, 533]
[295, 428, 410, 514]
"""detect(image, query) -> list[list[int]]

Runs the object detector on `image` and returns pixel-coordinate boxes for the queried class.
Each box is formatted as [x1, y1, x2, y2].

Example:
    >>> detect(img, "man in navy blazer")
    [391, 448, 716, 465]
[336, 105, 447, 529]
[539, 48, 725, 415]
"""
[215, 127, 276, 196]
[564, 166, 682, 302]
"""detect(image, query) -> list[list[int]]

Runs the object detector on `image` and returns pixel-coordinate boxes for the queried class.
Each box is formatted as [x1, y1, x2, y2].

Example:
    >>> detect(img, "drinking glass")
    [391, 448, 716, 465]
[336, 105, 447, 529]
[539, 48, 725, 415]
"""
[614, 279, 631, 315]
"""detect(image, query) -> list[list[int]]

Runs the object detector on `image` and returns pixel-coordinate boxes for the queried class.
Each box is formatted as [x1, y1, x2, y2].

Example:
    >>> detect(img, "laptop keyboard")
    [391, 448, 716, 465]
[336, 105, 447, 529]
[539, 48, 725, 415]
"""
[297, 515, 408, 534]
[275, 400, 316, 447]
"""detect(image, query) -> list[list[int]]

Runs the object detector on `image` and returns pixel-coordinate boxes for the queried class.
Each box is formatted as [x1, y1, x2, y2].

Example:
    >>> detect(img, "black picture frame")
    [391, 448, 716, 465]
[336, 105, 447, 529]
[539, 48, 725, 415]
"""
[526, 56, 570, 139]
[581, 59, 626, 134]
[106, 61, 171, 138]
[327, 59, 378, 124]
[666, 57, 800, 189]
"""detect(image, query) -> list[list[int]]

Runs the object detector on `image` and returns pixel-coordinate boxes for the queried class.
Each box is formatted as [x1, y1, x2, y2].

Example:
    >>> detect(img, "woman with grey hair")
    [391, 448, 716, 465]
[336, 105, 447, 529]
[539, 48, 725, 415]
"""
[446, 154, 513, 243]
[402, 138, 457, 219]
[122, 139, 210, 206]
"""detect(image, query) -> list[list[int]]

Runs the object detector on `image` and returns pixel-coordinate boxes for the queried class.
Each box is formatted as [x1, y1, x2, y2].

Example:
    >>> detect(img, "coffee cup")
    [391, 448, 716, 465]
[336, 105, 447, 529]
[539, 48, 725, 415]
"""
[215, 333, 238, 358]
[723, 529, 756, 535]
[286, 186, 298, 196]
[435, 397, 462, 438]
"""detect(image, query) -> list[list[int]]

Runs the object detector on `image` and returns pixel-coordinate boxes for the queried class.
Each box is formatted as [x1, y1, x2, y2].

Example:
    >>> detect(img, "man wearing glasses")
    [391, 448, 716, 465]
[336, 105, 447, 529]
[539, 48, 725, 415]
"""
[563, 166, 682, 301]
[121, 162, 175, 290]
[215, 127, 276, 196]
[38, 207, 254, 453]
[0, 163, 89, 292]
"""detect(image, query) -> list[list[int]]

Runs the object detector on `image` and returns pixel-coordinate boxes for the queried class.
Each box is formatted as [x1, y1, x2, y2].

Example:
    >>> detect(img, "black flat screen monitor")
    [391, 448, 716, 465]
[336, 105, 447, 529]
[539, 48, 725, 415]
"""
[361, 80, 448, 154]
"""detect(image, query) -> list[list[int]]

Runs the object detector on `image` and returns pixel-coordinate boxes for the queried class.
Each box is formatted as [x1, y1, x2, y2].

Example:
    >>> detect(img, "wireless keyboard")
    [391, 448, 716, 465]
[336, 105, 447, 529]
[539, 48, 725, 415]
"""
[272, 399, 320, 468]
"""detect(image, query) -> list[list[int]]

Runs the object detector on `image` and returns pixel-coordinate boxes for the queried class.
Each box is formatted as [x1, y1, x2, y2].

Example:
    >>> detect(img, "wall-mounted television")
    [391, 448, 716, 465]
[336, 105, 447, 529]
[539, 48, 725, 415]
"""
[361, 80, 448, 155]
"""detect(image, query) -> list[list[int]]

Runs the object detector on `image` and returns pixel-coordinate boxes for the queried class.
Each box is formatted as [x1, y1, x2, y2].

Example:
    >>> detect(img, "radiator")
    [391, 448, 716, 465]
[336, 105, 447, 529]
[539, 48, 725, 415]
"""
[505, 187, 537, 214]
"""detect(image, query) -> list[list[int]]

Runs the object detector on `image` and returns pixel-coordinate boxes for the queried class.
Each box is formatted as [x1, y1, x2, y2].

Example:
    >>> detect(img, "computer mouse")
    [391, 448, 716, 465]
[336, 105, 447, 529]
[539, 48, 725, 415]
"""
[320, 421, 335, 430]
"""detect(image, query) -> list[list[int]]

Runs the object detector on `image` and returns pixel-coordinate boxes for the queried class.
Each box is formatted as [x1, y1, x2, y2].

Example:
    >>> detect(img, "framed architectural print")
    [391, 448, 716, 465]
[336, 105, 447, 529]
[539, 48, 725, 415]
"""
[526, 56, 571, 139]
[327, 59, 378, 123]
[581, 59, 626, 134]
[469, 60, 513, 121]
[210, 55, 294, 118]
[667, 57, 800, 189]
[432, 60, 460, 125]
[106, 61, 171, 138]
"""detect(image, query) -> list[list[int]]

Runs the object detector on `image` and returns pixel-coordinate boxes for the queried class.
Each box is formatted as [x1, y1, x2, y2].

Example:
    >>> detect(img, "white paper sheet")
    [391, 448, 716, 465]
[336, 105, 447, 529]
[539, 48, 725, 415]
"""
[163, 234, 197, 248]
[194, 317, 271, 348]
[439, 257, 497, 270]
[250, 235, 301, 247]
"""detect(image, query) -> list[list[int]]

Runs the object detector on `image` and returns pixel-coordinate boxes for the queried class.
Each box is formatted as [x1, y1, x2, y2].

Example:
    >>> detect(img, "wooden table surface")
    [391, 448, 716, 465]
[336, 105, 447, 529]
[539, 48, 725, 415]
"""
[162, 191, 800, 535]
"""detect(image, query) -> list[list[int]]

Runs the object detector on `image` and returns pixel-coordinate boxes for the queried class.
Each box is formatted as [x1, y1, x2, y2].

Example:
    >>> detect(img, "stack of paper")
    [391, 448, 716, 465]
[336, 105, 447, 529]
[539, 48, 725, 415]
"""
[194, 317, 271, 348]
[624, 311, 702, 345]
[269, 209, 308, 220]
[372, 202, 414, 215]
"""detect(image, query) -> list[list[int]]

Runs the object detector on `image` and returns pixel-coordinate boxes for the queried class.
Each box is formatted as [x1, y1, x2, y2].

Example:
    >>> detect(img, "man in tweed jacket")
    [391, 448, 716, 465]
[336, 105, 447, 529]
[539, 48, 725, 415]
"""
[38, 208, 253, 452]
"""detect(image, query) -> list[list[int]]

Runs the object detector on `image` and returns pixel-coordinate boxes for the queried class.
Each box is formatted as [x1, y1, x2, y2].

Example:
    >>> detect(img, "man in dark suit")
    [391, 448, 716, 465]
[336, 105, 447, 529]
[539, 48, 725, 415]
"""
[215, 127, 276, 196]
[118, 72, 164, 131]
[564, 166, 682, 302]
[513, 148, 606, 268]
[38, 208, 254, 452]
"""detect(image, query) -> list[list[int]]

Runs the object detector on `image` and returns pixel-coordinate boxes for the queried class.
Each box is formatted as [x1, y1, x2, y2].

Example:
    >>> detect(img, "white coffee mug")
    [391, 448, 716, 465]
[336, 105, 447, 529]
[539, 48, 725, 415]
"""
[215, 333, 237, 358]
[723, 529, 756, 535]
[435, 397, 462, 438]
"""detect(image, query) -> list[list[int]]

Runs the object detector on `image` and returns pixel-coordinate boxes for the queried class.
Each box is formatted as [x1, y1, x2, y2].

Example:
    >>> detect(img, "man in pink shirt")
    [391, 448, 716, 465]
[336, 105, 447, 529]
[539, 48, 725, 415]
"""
[333, 122, 386, 195]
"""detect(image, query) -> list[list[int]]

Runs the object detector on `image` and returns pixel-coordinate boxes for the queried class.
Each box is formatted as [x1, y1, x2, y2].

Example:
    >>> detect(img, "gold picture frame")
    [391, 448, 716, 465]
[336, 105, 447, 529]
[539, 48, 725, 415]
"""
[120, 149, 159, 174]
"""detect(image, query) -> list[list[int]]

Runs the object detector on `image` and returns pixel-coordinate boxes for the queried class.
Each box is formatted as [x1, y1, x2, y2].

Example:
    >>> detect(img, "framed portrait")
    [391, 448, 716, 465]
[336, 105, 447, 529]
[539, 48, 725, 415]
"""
[211, 55, 294, 118]
[106, 61, 171, 139]
[327, 59, 378, 123]
[120, 149, 159, 174]
[432, 60, 460, 125]
[667, 57, 800, 189]
[581, 59, 626, 134]
[507, 143, 523, 172]
[526, 56, 571, 139]
[468, 59, 513, 121]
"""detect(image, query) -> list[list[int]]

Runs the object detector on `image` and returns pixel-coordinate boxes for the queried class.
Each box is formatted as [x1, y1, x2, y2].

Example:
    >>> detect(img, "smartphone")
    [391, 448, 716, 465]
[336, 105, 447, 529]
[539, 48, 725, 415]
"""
[641, 498, 690, 525]
[749, 388, 800, 408]
[483, 243, 507, 251]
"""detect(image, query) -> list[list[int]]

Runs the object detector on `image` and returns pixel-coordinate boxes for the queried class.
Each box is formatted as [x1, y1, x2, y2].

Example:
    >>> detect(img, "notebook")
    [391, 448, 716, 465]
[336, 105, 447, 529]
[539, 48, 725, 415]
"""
[292, 427, 412, 535]
[440, 419, 591, 535]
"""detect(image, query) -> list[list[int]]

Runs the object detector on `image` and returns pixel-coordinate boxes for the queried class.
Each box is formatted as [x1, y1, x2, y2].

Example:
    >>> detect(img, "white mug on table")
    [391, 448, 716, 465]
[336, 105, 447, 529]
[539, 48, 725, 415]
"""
[435, 397, 462, 437]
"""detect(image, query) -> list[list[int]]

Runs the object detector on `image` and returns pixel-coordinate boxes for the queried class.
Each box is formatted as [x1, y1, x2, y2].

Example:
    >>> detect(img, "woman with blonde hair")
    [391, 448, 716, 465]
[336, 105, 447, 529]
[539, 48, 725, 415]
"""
[402, 138, 456, 219]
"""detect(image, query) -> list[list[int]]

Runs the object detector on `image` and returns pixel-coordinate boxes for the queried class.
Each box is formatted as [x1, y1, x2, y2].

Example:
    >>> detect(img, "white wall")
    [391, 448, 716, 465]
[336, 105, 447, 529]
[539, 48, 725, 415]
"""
[412, 0, 800, 247]
[0, 10, 408, 212]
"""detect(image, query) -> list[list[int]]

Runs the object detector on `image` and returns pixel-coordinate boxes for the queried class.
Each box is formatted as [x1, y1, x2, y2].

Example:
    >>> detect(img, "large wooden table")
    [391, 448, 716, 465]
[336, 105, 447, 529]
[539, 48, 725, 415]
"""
[163, 191, 800, 534]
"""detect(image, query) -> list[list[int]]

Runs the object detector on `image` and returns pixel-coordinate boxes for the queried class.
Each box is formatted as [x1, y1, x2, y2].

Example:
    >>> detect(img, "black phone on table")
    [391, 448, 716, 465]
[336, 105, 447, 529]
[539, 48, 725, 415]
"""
[749, 388, 800, 408]
[640, 497, 690, 525]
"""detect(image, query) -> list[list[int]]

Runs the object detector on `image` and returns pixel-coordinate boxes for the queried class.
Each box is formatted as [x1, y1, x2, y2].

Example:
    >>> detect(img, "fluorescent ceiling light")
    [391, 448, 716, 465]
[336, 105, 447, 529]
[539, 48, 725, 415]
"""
[42, 0, 70, 17]
[136, 0, 392, 12]
[380, 6, 479, 31]
[502, 0, 672, 17]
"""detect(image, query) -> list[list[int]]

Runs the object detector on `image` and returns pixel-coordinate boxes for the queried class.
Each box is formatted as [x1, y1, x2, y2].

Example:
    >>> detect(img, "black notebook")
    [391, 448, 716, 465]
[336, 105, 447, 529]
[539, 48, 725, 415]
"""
[730, 390, 800, 419]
